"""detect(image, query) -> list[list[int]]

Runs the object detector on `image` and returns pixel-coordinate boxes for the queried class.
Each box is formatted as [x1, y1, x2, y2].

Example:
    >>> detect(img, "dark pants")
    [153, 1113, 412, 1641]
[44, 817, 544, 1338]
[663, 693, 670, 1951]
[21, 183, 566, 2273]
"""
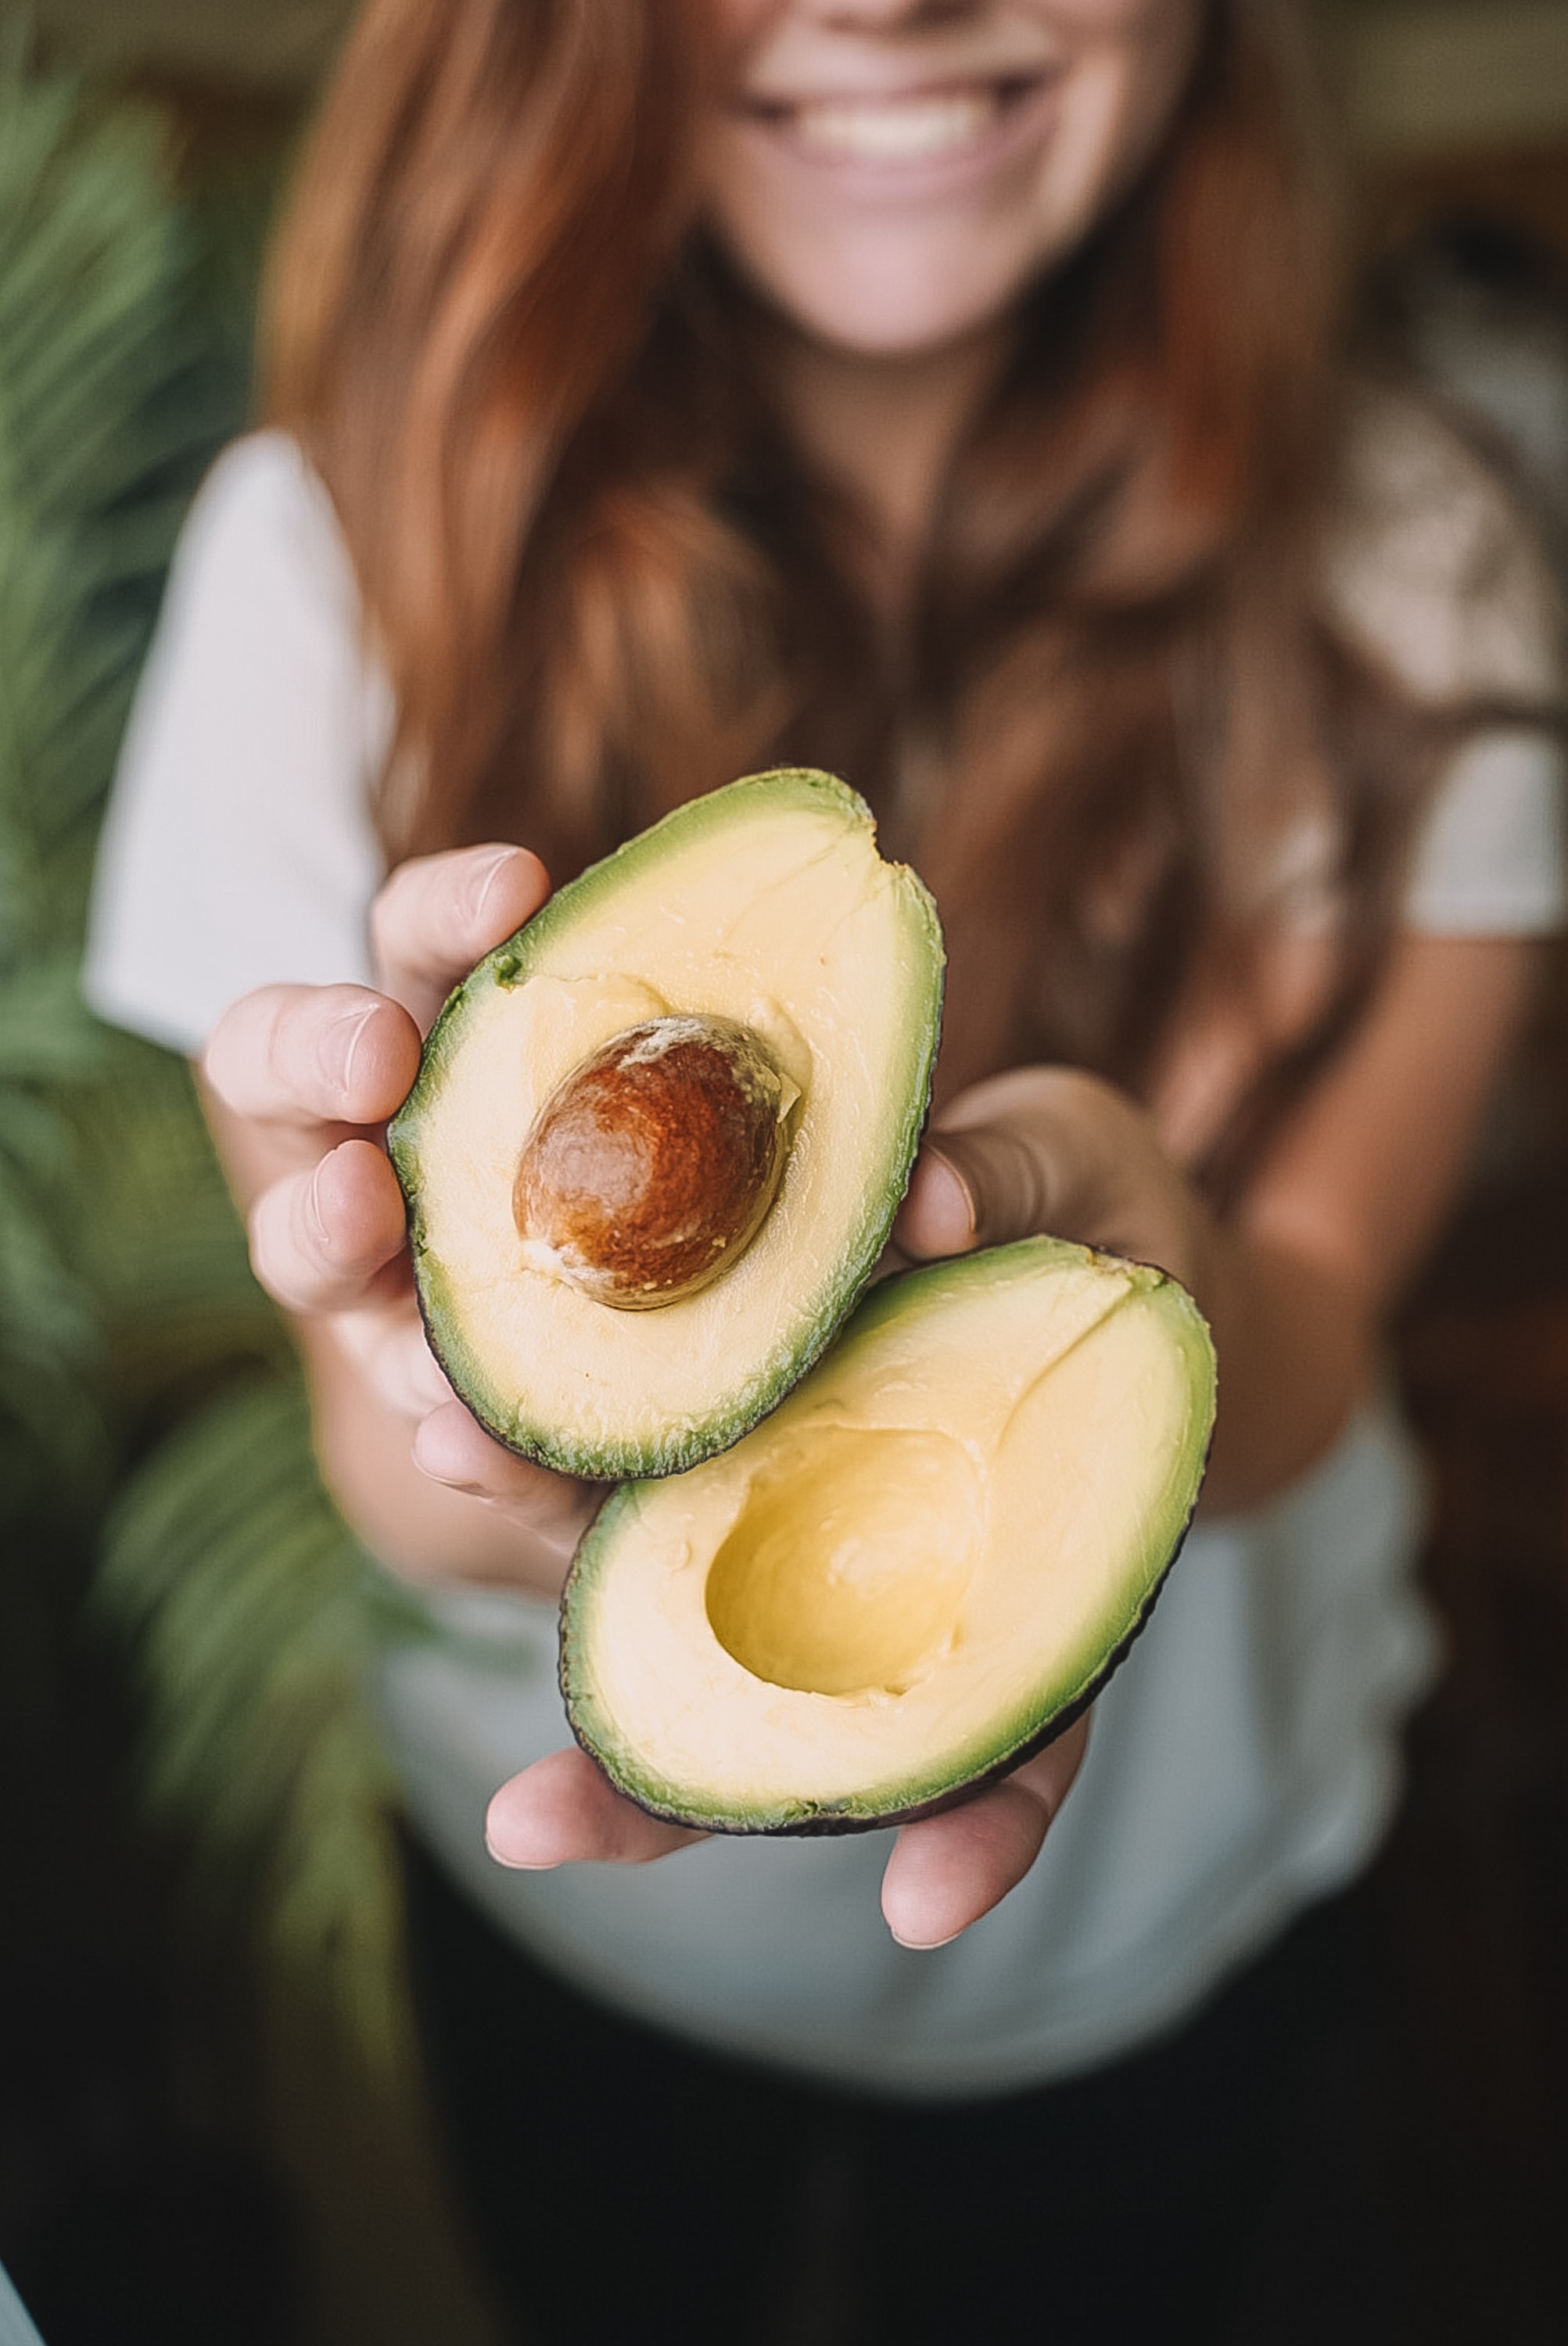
[403, 1840, 1404, 2346]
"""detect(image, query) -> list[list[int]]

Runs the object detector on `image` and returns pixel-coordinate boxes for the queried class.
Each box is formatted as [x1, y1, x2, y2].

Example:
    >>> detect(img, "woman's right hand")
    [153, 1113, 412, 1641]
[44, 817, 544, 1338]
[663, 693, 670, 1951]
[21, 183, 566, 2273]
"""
[200, 844, 601, 1596]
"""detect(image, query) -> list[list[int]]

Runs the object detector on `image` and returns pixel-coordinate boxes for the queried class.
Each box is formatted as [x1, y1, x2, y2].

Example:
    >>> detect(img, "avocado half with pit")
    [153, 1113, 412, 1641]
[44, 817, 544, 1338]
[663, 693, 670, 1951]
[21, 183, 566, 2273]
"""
[388, 769, 943, 1480]
[562, 1237, 1216, 1834]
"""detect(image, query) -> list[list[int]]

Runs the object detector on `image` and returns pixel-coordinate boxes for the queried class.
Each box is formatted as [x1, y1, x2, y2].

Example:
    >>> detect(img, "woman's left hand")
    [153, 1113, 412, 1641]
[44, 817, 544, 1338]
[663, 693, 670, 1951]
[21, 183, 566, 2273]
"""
[894, 1063, 1215, 1300]
[484, 1720, 1092, 1950]
[483, 1063, 1207, 1946]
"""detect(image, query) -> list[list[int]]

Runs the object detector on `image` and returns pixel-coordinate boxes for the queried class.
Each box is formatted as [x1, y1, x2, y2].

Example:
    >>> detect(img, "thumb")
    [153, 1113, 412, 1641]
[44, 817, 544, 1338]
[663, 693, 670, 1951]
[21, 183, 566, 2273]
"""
[896, 1125, 1064, 1261]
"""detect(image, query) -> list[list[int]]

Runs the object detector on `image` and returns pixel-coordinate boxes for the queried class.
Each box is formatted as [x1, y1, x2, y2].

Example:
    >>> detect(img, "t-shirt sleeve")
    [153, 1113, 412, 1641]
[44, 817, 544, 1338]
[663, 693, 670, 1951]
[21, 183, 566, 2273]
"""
[1327, 389, 1566, 940]
[82, 432, 393, 1056]
[1403, 727, 1565, 934]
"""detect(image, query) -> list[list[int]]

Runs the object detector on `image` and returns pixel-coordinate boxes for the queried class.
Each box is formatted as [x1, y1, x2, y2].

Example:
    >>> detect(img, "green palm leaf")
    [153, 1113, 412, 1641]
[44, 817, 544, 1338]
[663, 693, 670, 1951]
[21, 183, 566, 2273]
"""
[0, 55, 425, 2075]
[98, 1377, 429, 2076]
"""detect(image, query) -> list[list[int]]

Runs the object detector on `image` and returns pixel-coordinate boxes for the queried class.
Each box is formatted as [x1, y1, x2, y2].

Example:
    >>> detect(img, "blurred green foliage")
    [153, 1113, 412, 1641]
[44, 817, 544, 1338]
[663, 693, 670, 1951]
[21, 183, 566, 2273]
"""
[0, 54, 422, 2075]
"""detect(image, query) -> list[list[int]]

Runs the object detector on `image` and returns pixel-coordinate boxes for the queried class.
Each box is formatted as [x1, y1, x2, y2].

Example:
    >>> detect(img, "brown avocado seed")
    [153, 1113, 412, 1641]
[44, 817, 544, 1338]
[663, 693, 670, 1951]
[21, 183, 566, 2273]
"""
[513, 1015, 794, 1309]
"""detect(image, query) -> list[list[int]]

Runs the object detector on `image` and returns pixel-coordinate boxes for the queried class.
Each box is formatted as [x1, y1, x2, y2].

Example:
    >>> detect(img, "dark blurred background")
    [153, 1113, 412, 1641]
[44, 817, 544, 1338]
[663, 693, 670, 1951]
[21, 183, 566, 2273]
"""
[1, 3, 1566, 2341]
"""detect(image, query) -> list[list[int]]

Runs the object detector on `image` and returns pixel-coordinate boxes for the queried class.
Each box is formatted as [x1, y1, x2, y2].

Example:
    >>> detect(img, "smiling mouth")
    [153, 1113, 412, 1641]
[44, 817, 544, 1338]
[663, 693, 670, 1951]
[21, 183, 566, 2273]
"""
[748, 77, 1052, 167]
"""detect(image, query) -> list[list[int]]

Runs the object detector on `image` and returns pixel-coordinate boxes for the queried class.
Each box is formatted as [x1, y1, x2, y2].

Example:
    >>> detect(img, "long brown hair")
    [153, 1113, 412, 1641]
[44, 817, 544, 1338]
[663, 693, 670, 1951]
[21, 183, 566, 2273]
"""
[266, 0, 1460, 1176]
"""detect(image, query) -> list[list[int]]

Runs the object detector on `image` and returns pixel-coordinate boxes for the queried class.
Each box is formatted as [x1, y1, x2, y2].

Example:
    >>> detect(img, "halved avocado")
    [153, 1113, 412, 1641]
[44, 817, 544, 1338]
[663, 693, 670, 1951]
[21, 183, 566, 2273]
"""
[562, 1237, 1216, 1834]
[388, 769, 943, 1479]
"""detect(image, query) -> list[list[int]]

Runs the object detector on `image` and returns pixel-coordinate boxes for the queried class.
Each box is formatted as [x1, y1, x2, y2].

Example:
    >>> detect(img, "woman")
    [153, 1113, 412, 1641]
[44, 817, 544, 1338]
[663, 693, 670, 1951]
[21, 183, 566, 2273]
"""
[86, 0, 1564, 2335]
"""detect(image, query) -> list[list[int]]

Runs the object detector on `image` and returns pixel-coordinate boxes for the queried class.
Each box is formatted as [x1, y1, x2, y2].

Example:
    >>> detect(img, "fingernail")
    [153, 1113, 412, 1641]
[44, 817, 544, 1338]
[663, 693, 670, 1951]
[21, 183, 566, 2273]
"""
[318, 1000, 377, 1105]
[412, 1449, 488, 1495]
[466, 848, 522, 934]
[423, 1470, 488, 1498]
[303, 1157, 332, 1257]
[917, 1147, 978, 1252]
[485, 1829, 559, 1873]
[889, 1925, 962, 1952]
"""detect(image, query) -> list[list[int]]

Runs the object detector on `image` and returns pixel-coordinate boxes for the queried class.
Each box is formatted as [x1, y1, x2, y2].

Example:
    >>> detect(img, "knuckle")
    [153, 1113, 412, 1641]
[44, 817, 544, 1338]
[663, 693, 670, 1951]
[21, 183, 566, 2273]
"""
[201, 986, 284, 1112]
[371, 847, 470, 956]
[246, 1177, 312, 1310]
[369, 859, 423, 960]
[247, 1158, 360, 1313]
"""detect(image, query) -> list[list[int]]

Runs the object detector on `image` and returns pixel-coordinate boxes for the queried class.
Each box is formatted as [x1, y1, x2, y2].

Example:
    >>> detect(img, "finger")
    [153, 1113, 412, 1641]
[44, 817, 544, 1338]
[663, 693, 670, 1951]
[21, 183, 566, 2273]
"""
[373, 844, 551, 1031]
[895, 1125, 1060, 1259]
[893, 1146, 976, 1260]
[880, 1715, 1090, 1948]
[331, 1306, 453, 1420]
[248, 1136, 410, 1314]
[203, 984, 422, 1135]
[486, 1747, 706, 1869]
[414, 1401, 599, 1556]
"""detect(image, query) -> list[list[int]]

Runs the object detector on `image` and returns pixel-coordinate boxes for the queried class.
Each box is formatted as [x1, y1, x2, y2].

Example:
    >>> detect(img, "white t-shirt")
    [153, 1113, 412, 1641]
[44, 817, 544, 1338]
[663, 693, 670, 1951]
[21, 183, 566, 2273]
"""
[84, 411, 1565, 2097]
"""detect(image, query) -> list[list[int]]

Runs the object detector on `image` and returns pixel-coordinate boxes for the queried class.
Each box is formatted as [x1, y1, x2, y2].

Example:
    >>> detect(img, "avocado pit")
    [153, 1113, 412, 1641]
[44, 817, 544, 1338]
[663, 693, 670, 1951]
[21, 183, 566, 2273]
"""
[513, 1014, 793, 1309]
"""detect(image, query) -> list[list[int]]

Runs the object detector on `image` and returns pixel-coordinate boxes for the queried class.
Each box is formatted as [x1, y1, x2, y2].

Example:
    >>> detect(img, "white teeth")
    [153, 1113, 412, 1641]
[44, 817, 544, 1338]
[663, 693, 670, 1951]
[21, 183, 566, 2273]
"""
[792, 91, 997, 163]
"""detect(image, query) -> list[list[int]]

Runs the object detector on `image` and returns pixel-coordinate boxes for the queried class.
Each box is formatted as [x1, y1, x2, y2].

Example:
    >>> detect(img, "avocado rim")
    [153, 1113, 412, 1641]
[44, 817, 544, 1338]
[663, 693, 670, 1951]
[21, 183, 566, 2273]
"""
[559, 1236, 1217, 1835]
[388, 768, 945, 1480]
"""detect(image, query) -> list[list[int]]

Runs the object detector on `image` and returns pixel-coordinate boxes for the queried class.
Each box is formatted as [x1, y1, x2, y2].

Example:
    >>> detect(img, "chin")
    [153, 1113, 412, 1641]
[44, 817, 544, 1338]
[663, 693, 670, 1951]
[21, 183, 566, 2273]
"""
[768, 245, 1035, 361]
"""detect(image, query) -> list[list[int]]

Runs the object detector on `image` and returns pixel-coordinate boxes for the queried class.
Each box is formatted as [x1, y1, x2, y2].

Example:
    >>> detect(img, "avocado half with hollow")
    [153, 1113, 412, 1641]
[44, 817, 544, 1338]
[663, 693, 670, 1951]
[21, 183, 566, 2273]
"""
[388, 769, 943, 1480]
[562, 1237, 1216, 1834]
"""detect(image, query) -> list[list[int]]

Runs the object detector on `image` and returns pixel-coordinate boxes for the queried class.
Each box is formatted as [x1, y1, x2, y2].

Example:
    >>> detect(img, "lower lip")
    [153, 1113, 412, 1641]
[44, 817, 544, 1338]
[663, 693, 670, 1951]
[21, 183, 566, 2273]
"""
[734, 77, 1064, 209]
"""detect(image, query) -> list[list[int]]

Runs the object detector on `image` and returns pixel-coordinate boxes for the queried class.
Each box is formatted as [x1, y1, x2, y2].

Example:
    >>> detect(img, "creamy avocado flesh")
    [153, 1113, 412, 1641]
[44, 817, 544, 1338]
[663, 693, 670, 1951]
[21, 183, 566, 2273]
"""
[562, 1237, 1217, 1833]
[389, 771, 943, 1479]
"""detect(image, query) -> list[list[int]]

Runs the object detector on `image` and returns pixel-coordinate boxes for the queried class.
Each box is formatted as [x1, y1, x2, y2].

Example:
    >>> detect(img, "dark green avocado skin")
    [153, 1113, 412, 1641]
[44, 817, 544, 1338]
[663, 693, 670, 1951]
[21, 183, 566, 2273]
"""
[387, 768, 945, 1480]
